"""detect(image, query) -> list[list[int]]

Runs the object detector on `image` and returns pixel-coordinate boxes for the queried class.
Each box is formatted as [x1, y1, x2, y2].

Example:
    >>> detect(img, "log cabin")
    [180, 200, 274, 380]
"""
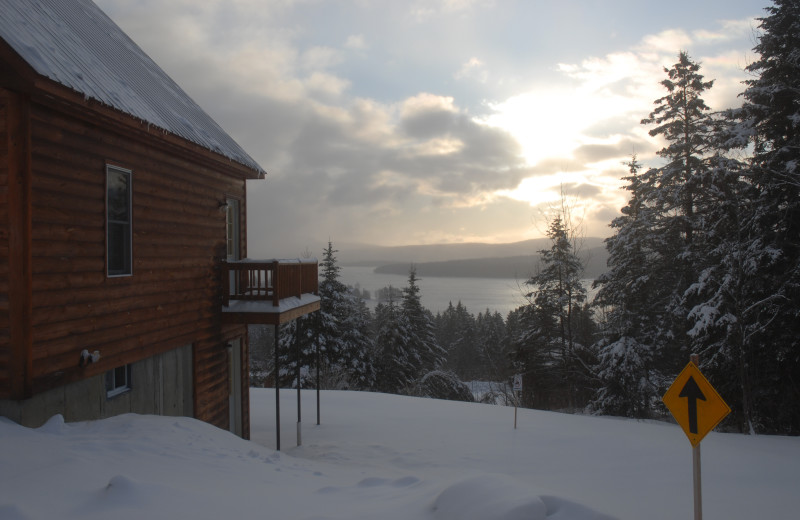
[0, 0, 319, 439]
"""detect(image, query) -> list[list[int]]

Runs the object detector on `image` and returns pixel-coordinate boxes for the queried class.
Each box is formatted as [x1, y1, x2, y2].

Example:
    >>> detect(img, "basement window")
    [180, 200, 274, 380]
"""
[106, 165, 132, 277]
[105, 364, 131, 398]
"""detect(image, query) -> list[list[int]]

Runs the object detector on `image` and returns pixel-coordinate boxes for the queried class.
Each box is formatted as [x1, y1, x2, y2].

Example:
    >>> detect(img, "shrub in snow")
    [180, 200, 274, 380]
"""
[416, 371, 474, 402]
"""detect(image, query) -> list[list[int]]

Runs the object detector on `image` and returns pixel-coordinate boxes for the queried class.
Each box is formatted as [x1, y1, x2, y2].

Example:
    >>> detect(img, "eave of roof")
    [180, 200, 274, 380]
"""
[0, 0, 265, 176]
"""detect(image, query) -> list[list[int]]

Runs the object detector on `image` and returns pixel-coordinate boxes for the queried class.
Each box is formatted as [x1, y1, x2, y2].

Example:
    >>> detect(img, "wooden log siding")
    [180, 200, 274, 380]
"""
[0, 89, 256, 430]
[223, 260, 319, 306]
[1, 88, 33, 400]
[0, 91, 10, 398]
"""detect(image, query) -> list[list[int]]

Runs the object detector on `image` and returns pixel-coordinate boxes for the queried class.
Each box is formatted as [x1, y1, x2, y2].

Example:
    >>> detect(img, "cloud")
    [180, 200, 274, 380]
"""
[305, 72, 351, 99]
[408, 0, 489, 21]
[95, 0, 763, 255]
[572, 139, 649, 165]
[300, 46, 344, 71]
[344, 34, 367, 50]
[400, 94, 460, 138]
[638, 28, 693, 54]
[693, 18, 758, 44]
[455, 57, 488, 83]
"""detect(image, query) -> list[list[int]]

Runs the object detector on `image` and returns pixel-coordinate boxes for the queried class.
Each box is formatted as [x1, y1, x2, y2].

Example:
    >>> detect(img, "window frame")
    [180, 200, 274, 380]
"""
[106, 164, 133, 277]
[105, 364, 132, 398]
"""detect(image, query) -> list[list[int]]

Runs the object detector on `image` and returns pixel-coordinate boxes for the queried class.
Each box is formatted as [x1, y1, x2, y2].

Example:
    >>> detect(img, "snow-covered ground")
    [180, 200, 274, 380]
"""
[1, 389, 798, 520]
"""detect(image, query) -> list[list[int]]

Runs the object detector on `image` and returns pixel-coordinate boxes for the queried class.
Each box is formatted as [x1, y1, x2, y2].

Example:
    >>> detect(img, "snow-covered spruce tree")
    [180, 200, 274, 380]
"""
[668, 101, 764, 432]
[373, 291, 415, 394]
[591, 156, 660, 418]
[401, 266, 446, 378]
[437, 301, 480, 380]
[474, 309, 509, 383]
[314, 241, 348, 386]
[313, 241, 376, 390]
[717, 0, 800, 434]
[434, 302, 459, 361]
[519, 213, 591, 410]
[639, 51, 717, 374]
[414, 370, 475, 402]
[337, 291, 377, 390]
[507, 300, 560, 409]
[275, 318, 316, 388]
[247, 324, 273, 387]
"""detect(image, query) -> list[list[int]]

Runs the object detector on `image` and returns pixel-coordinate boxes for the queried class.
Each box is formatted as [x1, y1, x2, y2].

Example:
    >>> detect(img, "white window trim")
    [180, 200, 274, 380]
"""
[105, 364, 132, 398]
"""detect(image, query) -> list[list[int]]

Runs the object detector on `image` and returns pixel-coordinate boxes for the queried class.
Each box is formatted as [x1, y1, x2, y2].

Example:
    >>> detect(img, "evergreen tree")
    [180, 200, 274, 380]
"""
[401, 266, 446, 377]
[275, 318, 315, 388]
[526, 216, 587, 353]
[639, 51, 717, 370]
[517, 212, 589, 410]
[591, 336, 656, 418]
[414, 370, 475, 402]
[438, 301, 480, 380]
[315, 242, 348, 385]
[507, 303, 560, 409]
[337, 293, 377, 390]
[714, 0, 800, 433]
[474, 309, 509, 382]
[591, 156, 660, 417]
[373, 292, 415, 394]
[314, 241, 376, 390]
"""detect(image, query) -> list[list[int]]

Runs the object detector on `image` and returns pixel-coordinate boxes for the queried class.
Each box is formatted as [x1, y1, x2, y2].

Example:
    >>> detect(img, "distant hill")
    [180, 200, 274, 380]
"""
[339, 238, 609, 279]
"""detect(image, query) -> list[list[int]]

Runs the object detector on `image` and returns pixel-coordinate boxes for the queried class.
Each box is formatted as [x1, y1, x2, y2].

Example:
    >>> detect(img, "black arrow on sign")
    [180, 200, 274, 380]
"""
[679, 376, 706, 434]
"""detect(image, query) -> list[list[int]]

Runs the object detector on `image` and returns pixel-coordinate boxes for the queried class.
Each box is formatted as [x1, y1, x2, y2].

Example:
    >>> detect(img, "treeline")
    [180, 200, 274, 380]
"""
[590, 1, 800, 435]
[250, 242, 511, 404]
[252, 2, 799, 435]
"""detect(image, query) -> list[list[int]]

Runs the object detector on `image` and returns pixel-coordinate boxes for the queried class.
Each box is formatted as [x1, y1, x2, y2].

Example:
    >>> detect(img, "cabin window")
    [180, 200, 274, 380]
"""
[225, 198, 240, 261]
[106, 165, 132, 276]
[105, 364, 131, 398]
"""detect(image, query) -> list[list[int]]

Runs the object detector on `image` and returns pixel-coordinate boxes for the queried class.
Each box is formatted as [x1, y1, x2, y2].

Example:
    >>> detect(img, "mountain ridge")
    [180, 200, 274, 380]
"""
[337, 237, 607, 264]
[337, 238, 610, 279]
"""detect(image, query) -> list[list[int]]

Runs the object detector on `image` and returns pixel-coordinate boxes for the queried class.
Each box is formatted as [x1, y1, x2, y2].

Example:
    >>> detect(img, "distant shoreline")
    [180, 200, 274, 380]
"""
[363, 248, 608, 280]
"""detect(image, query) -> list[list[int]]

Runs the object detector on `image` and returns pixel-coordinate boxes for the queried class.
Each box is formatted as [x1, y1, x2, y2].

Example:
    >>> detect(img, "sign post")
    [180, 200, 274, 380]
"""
[662, 355, 730, 520]
[512, 374, 523, 429]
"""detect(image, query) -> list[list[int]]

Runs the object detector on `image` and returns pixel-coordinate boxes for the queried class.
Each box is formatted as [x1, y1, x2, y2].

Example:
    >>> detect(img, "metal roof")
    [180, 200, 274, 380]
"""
[0, 0, 265, 174]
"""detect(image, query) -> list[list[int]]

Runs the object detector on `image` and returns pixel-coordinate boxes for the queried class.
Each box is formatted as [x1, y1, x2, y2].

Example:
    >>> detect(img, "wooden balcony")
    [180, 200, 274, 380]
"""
[221, 259, 320, 325]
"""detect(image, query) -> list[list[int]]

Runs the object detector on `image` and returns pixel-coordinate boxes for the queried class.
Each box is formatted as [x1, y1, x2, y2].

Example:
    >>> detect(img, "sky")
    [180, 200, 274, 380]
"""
[94, 0, 770, 258]
[2, 389, 798, 520]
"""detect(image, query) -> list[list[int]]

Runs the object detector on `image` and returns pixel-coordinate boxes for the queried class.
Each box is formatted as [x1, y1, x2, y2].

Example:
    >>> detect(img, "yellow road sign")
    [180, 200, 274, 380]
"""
[662, 362, 730, 446]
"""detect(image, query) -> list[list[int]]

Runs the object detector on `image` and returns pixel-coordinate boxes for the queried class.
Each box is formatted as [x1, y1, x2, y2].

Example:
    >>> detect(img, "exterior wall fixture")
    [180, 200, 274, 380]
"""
[78, 349, 101, 367]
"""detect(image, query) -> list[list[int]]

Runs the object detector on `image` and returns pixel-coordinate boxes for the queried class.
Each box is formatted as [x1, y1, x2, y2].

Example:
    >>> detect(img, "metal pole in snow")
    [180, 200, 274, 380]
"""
[316, 330, 321, 426]
[693, 443, 702, 520]
[512, 374, 522, 429]
[296, 320, 302, 447]
[274, 324, 280, 451]
[690, 353, 702, 520]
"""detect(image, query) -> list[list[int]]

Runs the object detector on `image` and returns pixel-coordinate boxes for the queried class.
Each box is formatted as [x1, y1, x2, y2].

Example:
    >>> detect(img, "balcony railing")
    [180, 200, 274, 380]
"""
[222, 259, 318, 307]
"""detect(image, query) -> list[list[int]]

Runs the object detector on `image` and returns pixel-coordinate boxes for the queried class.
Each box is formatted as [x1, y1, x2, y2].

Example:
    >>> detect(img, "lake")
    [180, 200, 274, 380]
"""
[339, 265, 597, 318]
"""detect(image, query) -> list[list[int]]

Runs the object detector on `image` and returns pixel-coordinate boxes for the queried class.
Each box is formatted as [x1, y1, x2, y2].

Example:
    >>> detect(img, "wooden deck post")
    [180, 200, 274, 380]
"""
[296, 320, 302, 447]
[274, 323, 280, 451]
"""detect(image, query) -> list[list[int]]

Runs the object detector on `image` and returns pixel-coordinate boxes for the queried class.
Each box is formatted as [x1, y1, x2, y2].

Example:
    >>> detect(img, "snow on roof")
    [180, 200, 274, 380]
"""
[0, 0, 265, 175]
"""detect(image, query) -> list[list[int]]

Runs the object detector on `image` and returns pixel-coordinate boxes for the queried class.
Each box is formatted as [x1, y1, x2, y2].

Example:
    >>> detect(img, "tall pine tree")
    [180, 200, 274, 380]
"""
[519, 212, 589, 410]
[723, 0, 800, 433]
[373, 291, 415, 394]
[591, 156, 659, 417]
[402, 266, 446, 378]
[314, 241, 376, 389]
[639, 51, 716, 372]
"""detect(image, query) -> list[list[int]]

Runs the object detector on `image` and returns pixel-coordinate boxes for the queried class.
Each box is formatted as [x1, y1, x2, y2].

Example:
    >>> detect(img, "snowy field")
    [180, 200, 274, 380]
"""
[2, 389, 798, 520]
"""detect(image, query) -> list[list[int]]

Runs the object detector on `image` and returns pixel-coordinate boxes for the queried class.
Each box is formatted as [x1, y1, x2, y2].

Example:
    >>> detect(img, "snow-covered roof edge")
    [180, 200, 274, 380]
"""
[0, 0, 265, 175]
